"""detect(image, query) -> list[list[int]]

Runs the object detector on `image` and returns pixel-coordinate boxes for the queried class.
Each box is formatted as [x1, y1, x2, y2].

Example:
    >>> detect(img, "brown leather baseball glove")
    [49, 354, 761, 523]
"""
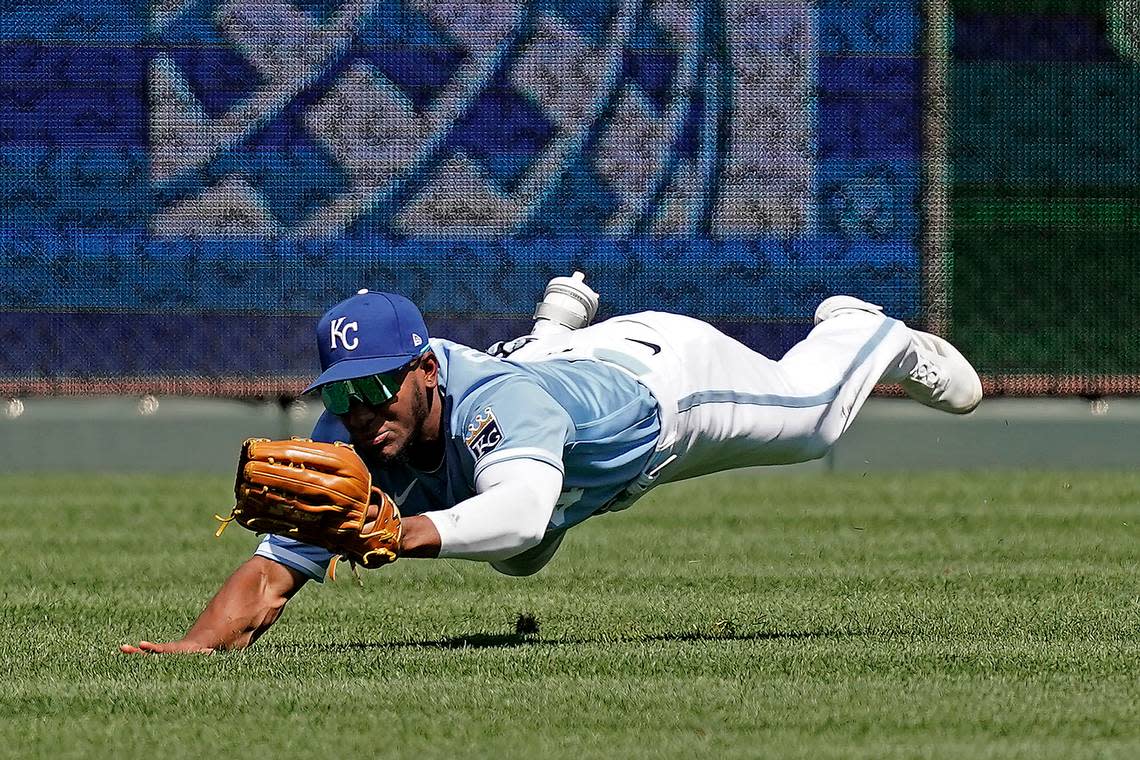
[215, 438, 402, 575]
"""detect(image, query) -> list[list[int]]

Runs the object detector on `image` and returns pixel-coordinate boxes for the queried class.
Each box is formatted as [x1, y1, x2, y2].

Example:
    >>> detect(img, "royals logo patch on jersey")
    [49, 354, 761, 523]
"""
[465, 407, 503, 459]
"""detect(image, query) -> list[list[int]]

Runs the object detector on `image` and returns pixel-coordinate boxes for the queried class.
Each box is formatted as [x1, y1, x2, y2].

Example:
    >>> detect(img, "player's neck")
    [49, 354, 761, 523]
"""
[407, 399, 445, 471]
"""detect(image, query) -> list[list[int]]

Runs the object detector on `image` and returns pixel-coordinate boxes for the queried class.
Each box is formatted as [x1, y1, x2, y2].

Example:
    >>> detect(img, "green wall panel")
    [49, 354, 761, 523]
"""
[952, 195, 1140, 374]
[951, 4, 1140, 384]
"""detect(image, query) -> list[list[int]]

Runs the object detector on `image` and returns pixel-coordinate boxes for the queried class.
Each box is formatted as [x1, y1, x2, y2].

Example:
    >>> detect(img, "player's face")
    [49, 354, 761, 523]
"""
[339, 356, 439, 466]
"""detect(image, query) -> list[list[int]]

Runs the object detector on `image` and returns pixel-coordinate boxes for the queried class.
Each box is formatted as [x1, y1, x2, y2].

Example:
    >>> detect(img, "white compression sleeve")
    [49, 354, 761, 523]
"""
[423, 458, 563, 561]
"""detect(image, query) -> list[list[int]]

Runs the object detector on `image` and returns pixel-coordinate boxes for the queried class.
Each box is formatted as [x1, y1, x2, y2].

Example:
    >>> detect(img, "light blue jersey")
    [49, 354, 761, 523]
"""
[256, 338, 661, 580]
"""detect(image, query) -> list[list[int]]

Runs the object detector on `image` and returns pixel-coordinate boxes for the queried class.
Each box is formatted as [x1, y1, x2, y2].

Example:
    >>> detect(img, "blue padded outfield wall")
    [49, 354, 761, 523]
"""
[0, 0, 924, 395]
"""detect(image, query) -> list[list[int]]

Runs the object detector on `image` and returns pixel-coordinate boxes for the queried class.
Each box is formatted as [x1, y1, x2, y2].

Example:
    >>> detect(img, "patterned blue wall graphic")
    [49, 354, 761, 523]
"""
[0, 0, 923, 392]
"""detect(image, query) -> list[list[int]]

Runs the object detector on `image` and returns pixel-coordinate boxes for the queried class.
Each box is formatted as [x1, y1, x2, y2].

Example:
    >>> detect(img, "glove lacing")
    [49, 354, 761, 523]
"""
[213, 511, 236, 537]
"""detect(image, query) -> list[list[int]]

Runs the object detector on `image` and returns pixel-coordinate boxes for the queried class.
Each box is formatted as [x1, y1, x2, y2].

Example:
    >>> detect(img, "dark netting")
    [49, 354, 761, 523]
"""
[950, 0, 1140, 395]
[3, 2, 932, 397]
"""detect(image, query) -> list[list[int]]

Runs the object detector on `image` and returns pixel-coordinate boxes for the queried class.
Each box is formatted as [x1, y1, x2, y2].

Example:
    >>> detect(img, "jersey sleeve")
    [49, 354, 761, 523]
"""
[425, 457, 562, 561]
[254, 534, 334, 583]
[455, 376, 574, 480]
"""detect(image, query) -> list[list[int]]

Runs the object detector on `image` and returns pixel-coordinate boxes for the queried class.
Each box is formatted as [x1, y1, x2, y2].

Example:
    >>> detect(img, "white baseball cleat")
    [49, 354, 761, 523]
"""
[814, 295, 983, 415]
[813, 295, 885, 324]
[899, 329, 983, 414]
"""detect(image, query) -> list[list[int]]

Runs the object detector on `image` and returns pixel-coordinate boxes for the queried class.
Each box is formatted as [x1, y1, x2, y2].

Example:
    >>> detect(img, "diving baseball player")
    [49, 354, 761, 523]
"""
[122, 288, 981, 654]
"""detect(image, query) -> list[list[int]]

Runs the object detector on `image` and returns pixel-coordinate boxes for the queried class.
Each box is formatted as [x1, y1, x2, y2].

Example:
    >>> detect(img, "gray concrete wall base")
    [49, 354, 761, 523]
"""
[0, 397, 1135, 473]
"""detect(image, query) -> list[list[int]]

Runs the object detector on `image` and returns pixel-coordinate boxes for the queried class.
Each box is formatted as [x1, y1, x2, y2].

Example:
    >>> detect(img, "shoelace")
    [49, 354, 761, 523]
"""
[909, 360, 941, 388]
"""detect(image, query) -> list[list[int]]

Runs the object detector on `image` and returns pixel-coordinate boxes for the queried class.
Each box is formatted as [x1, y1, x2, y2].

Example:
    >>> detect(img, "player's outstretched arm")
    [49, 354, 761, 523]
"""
[120, 556, 307, 655]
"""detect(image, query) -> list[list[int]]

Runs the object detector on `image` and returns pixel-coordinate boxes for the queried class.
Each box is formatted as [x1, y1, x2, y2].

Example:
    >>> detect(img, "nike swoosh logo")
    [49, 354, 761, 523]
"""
[626, 338, 662, 355]
[393, 479, 418, 507]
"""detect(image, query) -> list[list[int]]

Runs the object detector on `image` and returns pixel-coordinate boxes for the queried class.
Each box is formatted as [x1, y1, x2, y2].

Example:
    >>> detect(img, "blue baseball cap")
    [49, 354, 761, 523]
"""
[304, 289, 430, 392]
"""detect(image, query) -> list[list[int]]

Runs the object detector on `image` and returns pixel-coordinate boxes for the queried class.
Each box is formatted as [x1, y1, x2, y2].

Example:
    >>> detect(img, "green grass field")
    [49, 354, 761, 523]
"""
[3, 471, 1140, 759]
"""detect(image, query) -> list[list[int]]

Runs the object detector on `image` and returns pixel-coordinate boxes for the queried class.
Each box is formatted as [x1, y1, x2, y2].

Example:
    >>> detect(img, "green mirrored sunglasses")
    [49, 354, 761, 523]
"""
[319, 370, 406, 415]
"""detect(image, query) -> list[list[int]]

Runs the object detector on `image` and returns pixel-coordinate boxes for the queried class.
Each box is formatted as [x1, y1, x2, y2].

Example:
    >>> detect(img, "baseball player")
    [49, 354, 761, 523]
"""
[122, 288, 981, 654]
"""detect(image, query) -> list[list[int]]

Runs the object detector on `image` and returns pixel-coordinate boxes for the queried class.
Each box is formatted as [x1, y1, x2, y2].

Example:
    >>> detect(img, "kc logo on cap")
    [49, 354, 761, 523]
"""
[330, 317, 359, 351]
[305, 290, 431, 393]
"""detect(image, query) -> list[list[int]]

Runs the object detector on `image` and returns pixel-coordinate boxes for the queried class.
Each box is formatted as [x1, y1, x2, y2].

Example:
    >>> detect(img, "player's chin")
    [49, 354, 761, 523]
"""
[365, 433, 409, 465]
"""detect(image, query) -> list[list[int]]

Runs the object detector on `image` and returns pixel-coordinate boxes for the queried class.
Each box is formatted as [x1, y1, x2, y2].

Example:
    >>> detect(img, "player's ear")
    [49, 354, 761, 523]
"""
[419, 351, 439, 389]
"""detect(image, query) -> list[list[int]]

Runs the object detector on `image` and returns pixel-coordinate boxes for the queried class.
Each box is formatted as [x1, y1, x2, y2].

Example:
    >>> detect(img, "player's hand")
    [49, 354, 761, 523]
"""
[486, 335, 535, 358]
[119, 639, 215, 655]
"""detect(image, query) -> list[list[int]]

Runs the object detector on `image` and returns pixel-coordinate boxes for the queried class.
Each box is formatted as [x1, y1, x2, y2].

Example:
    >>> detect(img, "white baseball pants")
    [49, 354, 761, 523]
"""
[512, 308, 913, 487]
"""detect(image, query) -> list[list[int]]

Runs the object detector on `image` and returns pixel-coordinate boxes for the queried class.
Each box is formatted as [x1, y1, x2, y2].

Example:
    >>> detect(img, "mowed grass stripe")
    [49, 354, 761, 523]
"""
[2, 472, 1139, 759]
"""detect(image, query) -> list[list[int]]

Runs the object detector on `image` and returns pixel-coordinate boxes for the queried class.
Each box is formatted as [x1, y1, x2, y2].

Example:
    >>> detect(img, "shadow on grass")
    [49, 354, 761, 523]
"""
[275, 629, 845, 653]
